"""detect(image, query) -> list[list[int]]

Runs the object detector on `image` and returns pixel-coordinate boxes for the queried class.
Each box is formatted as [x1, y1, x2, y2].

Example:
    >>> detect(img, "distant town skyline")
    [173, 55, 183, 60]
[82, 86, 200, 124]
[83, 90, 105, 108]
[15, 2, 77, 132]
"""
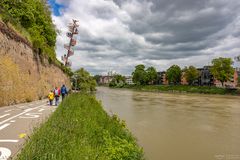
[49, 0, 240, 75]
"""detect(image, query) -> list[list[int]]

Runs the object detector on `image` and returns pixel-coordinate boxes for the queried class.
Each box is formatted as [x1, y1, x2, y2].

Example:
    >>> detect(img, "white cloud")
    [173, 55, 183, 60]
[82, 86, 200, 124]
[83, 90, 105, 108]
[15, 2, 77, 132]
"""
[51, 0, 240, 75]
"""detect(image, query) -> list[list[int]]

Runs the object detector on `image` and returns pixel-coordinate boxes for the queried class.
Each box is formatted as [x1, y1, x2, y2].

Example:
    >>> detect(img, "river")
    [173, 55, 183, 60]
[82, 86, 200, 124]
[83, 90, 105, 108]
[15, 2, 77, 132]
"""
[96, 87, 240, 160]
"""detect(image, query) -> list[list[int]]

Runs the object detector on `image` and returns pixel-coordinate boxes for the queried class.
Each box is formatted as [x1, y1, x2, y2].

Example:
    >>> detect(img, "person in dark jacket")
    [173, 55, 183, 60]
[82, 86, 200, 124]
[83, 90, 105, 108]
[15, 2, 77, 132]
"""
[61, 84, 68, 101]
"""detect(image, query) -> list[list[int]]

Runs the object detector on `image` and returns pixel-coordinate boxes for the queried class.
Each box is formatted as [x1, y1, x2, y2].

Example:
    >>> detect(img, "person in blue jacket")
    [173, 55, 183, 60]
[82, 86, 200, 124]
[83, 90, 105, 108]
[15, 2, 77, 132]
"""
[61, 84, 68, 101]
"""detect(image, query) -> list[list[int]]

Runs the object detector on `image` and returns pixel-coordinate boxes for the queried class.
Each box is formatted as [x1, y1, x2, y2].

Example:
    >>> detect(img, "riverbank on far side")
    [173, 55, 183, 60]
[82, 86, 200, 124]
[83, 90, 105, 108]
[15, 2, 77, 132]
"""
[108, 84, 240, 96]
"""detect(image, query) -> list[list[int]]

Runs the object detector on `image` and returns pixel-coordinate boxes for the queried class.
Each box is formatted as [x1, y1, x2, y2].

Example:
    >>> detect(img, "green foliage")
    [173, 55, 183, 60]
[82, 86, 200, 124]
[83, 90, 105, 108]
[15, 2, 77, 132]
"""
[73, 68, 96, 91]
[94, 75, 101, 84]
[109, 80, 117, 87]
[54, 60, 73, 77]
[146, 66, 157, 84]
[103, 130, 143, 160]
[132, 65, 158, 85]
[114, 74, 126, 84]
[132, 65, 148, 85]
[17, 94, 144, 160]
[166, 65, 182, 85]
[109, 74, 126, 87]
[0, 0, 57, 59]
[210, 57, 234, 86]
[184, 66, 199, 85]
[121, 85, 240, 95]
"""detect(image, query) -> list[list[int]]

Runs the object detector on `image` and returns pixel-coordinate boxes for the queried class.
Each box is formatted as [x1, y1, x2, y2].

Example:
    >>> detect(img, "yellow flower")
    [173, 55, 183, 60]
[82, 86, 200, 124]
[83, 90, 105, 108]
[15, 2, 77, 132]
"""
[19, 133, 27, 139]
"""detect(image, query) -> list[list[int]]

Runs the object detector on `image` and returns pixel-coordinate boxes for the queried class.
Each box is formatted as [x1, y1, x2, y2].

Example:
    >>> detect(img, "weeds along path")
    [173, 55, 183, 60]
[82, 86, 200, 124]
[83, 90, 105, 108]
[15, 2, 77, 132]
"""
[17, 93, 144, 160]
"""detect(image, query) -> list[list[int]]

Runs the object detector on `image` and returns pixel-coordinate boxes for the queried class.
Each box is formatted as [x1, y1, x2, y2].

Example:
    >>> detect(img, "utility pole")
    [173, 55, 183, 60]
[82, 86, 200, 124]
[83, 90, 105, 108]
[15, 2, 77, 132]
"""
[62, 19, 79, 67]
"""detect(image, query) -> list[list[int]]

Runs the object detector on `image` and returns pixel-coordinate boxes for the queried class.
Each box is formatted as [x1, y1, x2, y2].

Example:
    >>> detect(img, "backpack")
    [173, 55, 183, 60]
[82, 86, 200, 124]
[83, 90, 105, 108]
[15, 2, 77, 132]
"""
[61, 86, 66, 94]
[54, 89, 59, 96]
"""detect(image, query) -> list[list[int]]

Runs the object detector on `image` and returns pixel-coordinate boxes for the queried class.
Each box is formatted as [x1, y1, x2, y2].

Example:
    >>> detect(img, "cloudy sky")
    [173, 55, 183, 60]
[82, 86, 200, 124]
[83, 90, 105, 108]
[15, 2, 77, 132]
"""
[48, 0, 240, 75]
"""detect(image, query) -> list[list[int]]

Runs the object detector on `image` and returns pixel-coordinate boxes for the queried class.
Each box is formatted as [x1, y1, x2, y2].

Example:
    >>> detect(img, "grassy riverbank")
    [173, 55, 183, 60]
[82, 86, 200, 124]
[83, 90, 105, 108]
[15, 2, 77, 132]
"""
[111, 85, 240, 95]
[17, 94, 143, 160]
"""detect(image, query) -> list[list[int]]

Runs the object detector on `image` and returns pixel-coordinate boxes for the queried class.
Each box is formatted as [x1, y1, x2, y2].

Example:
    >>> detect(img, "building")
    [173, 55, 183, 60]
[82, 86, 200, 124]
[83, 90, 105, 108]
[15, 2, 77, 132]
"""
[156, 66, 238, 87]
[196, 66, 238, 88]
[197, 66, 214, 86]
[157, 72, 168, 85]
[236, 68, 240, 80]
[125, 76, 134, 85]
[237, 68, 240, 87]
[99, 76, 113, 84]
[214, 69, 238, 88]
[181, 72, 188, 85]
[196, 66, 239, 87]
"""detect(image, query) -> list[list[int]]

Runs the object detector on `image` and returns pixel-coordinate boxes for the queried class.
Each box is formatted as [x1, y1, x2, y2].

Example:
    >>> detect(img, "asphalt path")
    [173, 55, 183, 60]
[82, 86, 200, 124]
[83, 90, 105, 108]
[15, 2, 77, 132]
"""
[0, 100, 57, 160]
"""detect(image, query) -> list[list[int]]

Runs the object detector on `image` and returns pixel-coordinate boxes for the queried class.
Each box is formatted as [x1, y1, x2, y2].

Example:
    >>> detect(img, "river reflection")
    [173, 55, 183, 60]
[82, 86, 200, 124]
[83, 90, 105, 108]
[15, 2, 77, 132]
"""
[96, 87, 240, 160]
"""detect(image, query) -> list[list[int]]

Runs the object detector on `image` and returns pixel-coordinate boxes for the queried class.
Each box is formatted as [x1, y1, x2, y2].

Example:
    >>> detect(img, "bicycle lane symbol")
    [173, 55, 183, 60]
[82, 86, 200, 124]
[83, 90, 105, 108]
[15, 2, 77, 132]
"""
[0, 140, 19, 160]
[0, 147, 11, 160]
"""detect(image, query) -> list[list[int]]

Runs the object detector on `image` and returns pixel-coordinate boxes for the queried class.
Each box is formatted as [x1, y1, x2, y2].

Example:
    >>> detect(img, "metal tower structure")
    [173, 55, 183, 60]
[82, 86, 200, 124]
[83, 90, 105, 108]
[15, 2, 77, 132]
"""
[62, 19, 79, 66]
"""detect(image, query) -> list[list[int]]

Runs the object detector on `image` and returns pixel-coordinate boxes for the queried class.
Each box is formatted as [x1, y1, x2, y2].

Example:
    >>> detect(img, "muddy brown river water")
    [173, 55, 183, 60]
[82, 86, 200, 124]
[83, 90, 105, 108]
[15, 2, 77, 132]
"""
[96, 87, 240, 160]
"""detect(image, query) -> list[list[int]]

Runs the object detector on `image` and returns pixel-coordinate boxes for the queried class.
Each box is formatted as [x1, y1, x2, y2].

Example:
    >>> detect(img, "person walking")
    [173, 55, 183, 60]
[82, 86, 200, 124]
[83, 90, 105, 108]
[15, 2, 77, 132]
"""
[61, 84, 68, 101]
[48, 90, 54, 106]
[54, 87, 61, 106]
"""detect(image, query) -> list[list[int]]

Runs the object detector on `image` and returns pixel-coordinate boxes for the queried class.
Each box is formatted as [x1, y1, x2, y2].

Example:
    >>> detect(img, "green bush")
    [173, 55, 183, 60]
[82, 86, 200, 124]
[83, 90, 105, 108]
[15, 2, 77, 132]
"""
[0, 0, 57, 60]
[103, 130, 143, 160]
[72, 68, 96, 91]
[109, 80, 117, 87]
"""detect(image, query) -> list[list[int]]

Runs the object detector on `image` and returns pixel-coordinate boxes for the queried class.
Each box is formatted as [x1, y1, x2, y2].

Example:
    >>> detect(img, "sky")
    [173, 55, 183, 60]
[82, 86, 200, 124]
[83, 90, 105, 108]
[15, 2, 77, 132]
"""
[48, 0, 240, 75]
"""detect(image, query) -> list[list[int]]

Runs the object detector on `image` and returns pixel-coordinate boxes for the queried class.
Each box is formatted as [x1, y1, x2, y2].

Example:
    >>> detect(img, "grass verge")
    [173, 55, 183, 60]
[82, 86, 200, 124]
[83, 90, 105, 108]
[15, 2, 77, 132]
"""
[17, 94, 144, 160]
[111, 84, 240, 95]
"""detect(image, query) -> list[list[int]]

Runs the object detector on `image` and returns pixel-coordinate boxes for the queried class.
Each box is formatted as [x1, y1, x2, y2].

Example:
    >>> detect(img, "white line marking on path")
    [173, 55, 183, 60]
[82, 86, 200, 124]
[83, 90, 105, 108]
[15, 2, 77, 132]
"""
[0, 114, 10, 119]
[0, 123, 11, 131]
[0, 140, 19, 143]
[0, 105, 45, 125]
[18, 106, 25, 109]
[38, 109, 45, 112]
[4, 110, 12, 113]
[10, 120, 15, 123]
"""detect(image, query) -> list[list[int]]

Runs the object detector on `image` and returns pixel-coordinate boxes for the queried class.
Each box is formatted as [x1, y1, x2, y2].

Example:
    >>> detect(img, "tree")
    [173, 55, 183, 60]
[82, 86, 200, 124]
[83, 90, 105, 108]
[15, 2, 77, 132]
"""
[93, 75, 101, 84]
[210, 57, 234, 87]
[114, 74, 126, 84]
[166, 65, 182, 85]
[146, 67, 157, 84]
[73, 68, 96, 91]
[109, 74, 126, 87]
[184, 66, 199, 85]
[132, 64, 147, 85]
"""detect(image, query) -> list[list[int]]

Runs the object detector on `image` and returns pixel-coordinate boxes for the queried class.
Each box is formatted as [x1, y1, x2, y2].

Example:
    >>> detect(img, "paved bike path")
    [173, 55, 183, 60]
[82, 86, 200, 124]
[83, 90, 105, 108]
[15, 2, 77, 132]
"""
[0, 100, 57, 159]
